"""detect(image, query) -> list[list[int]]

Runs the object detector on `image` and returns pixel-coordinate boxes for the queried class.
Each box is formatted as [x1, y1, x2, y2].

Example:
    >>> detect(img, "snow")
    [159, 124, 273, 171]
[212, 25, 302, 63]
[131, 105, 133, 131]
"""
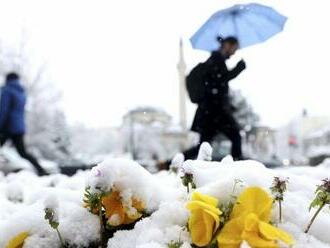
[86, 158, 182, 212]
[0, 170, 99, 248]
[44, 194, 59, 222]
[108, 201, 191, 248]
[184, 161, 330, 246]
[1, 156, 330, 247]
[306, 125, 330, 140]
[0, 147, 33, 173]
[44, 194, 59, 210]
[197, 142, 213, 161]
[0, 147, 59, 174]
[306, 145, 330, 158]
[170, 153, 184, 171]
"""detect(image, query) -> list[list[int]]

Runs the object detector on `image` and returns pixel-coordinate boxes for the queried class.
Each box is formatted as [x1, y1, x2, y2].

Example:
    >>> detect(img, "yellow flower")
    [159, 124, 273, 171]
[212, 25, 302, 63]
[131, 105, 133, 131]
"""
[217, 187, 294, 248]
[102, 190, 145, 226]
[186, 191, 222, 247]
[6, 232, 29, 248]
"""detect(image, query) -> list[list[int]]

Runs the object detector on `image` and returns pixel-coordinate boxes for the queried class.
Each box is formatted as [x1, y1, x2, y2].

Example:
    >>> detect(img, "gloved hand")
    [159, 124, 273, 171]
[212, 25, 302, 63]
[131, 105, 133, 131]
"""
[236, 59, 246, 71]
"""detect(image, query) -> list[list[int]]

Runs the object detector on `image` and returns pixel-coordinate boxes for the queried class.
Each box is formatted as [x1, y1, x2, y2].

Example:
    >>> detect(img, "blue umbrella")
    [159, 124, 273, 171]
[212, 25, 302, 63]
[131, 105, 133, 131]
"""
[190, 3, 287, 51]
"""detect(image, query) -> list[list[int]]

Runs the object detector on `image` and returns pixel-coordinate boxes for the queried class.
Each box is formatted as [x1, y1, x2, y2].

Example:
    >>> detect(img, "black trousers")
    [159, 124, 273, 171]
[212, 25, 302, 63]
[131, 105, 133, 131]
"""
[184, 113, 242, 161]
[0, 134, 46, 175]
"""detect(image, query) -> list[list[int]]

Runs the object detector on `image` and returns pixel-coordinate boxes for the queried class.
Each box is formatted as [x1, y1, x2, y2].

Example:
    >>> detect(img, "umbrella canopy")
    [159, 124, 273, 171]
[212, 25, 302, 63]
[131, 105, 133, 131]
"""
[190, 3, 287, 51]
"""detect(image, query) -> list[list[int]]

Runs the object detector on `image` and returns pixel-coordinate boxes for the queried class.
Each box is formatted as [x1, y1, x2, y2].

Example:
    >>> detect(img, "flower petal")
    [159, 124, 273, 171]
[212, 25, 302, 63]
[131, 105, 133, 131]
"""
[6, 232, 29, 248]
[231, 187, 273, 222]
[132, 197, 145, 211]
[218, 187, 294, 248]
[242, 215, 278, 247]
[187, 192, 223, 247]
[204, 208, 220, 232]
[188, 209, 214, 247]
[102, 191, 125, 225]
[192, 191, 218, 207]
[217, 217, 244, 247]
[188, 210, 210, 246]
[242, 230, 278, 248]
[244, 213, 260, 233]
[259, 221, 294, 245]
[187, 200, 222, 216]
[123, 213, 142, 225]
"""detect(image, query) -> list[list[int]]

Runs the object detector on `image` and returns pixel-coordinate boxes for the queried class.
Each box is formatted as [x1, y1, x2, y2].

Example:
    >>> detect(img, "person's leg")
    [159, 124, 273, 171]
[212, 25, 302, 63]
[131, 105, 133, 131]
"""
[10, 135, 47, 175]
[221, 117, 243, 160]
[227, 128, 242, 160]
[182, 145, 201, 161]
[0, 134, 8, 146]
[160, 138, 202, 170]
[158, 129, 215, 170]
[183, 129, 215, 160]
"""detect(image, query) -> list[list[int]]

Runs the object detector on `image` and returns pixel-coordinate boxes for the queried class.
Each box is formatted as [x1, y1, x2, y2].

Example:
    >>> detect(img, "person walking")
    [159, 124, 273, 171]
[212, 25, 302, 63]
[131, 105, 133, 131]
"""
[184, 36, 246, 161]
[0, 72, 47, 176]
[158, 36, 246, 170]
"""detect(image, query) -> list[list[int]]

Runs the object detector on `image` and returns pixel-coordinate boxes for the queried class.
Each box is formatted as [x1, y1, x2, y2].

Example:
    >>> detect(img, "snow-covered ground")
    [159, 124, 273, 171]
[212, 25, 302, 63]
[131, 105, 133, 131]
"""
[1, 153, 330, 248]
[0, 147, 59, 175]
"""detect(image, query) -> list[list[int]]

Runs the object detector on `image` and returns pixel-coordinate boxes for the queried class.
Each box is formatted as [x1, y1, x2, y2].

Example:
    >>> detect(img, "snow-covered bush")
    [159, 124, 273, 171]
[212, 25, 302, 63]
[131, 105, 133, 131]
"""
[1, 149, 330, 247]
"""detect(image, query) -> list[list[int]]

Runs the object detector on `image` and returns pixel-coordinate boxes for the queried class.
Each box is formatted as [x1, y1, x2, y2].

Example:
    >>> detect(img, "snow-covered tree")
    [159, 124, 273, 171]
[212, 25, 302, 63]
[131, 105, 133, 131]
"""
[121, 108, 168, 161]
[0, 33, 72, 162]
[69, 125, 121, 163]
[230, 90, 260, 131]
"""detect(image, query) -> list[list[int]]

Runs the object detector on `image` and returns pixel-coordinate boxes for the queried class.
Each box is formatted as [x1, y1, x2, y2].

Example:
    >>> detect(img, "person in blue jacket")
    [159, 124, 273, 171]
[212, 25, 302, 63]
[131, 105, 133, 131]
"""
[0, 72, 47, 176]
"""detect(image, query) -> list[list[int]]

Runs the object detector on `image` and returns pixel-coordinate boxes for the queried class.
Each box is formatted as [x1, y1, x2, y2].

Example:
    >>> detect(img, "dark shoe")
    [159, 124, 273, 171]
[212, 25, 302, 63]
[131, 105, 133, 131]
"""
[234, 156, 249, 161]
[37, 170, 49, 176]
[156, 161, 170, 171]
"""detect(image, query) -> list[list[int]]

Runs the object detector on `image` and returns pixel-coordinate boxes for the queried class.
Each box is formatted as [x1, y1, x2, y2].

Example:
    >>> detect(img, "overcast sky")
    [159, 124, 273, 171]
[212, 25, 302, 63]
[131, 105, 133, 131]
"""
[0, 0, 329, 128]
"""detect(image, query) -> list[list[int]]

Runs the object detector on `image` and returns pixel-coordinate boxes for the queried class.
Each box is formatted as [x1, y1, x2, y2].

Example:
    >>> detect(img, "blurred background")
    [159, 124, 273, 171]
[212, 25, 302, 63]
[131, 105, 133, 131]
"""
[1, 0, 330, 173]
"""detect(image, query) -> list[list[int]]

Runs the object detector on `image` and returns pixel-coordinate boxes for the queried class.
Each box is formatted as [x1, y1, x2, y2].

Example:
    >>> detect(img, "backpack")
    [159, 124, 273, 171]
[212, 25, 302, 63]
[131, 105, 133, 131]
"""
[186, 62, 209, 104]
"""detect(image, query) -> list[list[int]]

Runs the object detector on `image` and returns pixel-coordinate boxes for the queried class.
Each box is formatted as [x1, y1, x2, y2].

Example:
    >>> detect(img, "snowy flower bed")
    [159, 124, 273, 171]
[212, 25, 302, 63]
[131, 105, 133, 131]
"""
[1, 150, 330, 247]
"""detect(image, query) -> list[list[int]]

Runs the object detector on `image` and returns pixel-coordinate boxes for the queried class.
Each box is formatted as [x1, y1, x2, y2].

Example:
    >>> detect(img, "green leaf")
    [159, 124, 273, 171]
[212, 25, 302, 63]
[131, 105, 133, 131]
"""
[209, 241, 218, 248]
[50, 221, 59, 229]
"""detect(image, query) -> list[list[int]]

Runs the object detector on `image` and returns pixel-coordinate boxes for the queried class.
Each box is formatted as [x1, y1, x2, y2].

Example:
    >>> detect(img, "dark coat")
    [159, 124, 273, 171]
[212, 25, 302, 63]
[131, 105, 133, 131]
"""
[191, 51, 244, 134]
[0, 79, 26, 135]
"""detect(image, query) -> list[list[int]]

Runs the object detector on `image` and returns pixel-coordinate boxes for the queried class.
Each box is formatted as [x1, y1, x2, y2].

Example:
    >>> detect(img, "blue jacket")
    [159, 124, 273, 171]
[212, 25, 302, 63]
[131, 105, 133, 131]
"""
[0, 79, 26, 135]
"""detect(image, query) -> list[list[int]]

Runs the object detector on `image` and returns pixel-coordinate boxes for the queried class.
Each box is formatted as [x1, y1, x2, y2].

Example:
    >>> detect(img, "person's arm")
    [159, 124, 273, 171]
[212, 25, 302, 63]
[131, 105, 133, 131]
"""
[223, 60, 246, 81]
[208, 53, 246, 82]
[0, 89, 11, 130]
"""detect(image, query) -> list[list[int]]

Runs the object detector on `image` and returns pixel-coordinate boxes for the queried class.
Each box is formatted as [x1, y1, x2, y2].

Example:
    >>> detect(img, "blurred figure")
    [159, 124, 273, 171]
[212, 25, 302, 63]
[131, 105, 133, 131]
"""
[185, 36, 246, 161]
[0, 72, 47, 176]
[158, 37, 246, 170]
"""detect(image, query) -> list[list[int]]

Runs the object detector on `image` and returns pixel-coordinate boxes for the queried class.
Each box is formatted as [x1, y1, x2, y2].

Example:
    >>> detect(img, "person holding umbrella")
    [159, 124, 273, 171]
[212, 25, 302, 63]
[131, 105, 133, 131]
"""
[185, 3, 287, 162]
[157, 36, 245, 170]
[186, 36, 246, 161]
[158, 3, 287, 169]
